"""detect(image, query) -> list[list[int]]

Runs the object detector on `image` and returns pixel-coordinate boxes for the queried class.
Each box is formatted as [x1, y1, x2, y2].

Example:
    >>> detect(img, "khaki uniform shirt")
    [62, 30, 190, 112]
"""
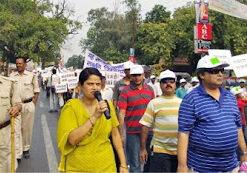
[10, 70, 40, 102]
[0, 75, 21, 124]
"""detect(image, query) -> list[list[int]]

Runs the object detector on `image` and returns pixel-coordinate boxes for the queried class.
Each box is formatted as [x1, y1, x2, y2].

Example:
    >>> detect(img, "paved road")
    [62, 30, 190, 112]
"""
[17, 90, 60, 172]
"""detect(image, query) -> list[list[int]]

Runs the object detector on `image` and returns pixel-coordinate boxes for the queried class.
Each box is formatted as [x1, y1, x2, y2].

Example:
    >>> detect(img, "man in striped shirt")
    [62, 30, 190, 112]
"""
[139, 69, 182, 172]
[118, 64, 154, 172]
[177, 55, 247, 172]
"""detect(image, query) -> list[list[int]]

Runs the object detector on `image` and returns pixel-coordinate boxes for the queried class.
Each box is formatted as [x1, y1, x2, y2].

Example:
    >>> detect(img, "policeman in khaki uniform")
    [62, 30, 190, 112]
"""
[0, 71, 22, 172]
[10, 57, 40, 159]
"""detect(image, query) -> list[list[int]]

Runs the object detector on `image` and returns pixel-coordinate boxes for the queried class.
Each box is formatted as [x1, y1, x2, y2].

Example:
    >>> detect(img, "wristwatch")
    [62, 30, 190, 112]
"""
[241, 151, 247, 155]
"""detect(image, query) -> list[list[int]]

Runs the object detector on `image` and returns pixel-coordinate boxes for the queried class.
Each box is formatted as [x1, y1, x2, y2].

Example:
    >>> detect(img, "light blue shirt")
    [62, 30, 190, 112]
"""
[175, 87, 187, 99]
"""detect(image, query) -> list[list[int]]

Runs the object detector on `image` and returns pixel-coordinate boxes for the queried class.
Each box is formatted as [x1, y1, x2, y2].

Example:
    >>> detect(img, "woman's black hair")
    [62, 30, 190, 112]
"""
[79, 67, 102, 85]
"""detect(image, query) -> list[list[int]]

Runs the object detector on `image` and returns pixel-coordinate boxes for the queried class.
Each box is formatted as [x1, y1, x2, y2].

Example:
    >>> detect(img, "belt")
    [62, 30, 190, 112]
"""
[0, 120, 10, 129]
[23, 98, 33, 104]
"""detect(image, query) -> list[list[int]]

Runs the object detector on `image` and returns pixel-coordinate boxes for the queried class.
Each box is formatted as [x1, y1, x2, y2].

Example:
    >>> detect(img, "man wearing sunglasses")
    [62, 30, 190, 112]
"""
[139, 69, 182, 172]
[177, 55, 247, 172]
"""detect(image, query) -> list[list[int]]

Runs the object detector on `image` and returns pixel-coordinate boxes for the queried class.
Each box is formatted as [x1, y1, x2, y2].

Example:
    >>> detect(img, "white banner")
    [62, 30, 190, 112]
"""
[208, 49, 232, 69]
[55, 84, 68, 93]
[83, 50, 131, 88]
[229, 54, 247, 78]
[209, 0, 247, 20]
[84, 50, 125, 75]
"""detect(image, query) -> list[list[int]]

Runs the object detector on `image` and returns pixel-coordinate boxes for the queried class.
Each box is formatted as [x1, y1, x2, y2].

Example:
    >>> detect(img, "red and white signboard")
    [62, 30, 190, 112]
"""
[195, 0, 209, 23]
[194, 23, 212, 40]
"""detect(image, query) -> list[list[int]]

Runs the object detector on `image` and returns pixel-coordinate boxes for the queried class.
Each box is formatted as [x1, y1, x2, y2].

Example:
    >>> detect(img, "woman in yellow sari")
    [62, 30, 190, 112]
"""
[57, 67, 128, 172]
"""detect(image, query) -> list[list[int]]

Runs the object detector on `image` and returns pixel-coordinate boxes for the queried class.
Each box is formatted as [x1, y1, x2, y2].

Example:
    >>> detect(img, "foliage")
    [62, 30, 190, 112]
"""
[123, 0, 141, 48]
[80, 1, 247, 72]
[0, 0, 81, 66]
[144, 4, 171, 23]
[210, 10, 247, 56]
[135, 4, 173, 65]
[81, 8, 131, 63]
[135, 23, 175, 65]
[168, 6, 200, 69]
[65, 54, 84, 69]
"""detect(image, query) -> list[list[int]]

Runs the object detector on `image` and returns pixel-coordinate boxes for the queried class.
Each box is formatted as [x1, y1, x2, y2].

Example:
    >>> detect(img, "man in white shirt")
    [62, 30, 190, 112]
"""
[187, 76, 199, 93]
[48, 68, 60, 112]
[148, 75, 157, 97]
[101, 74, 113, 101]
[238, 78, 247, 99]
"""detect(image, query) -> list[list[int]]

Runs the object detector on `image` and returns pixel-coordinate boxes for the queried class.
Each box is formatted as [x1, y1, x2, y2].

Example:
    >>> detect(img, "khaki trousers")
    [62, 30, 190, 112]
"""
[15, 114, 23, 159]
[0, 125, 11, 172]
[22, 102, 35, 151]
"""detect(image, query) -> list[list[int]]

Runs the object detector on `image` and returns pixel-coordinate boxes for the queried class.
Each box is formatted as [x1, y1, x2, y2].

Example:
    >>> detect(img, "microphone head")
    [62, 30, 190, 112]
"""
[94, 91, 102, 100]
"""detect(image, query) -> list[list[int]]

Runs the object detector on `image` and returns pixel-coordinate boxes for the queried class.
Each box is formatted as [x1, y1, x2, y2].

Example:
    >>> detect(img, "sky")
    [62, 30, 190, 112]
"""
[56, 0, 191, 62]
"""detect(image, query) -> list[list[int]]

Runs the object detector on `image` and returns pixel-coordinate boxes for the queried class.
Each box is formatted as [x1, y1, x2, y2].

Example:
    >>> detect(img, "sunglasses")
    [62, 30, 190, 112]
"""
[204, 68, 224, 74]
[160, 78, 176, 84]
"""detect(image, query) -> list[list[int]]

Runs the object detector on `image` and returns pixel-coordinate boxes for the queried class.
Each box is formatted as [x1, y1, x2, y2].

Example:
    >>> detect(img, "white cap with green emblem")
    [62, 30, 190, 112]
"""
[197, 55, 229, 69]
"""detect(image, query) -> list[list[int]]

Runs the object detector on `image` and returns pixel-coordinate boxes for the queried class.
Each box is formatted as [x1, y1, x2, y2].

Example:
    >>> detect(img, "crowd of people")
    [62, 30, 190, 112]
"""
[56, 55, 247, 172]
[1, 54, 247, 173]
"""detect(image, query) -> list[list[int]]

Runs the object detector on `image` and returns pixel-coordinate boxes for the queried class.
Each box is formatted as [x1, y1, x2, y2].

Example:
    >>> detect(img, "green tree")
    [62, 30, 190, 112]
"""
[144, 5, 171, 23]
[123, 0, 141, 49]
[65, 55, 84, 69]
[81, 7, 131, 63]
[135, 23, 175, 65]
[169, 7, 196, 59]
[135, 5, 174, 65]
[210, 10, 247, 55]
[0, 0, 81, 67]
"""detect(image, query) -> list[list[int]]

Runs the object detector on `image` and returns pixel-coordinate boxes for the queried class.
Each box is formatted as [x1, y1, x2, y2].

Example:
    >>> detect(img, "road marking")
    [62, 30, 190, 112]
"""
[41, 114, 58, 172]
[40, 101, 44, 108]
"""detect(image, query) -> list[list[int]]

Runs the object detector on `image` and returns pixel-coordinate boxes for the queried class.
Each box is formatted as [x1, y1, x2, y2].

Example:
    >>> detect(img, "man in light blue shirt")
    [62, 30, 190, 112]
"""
[176, 78, 187, 99]
[177, 55, 247, 172]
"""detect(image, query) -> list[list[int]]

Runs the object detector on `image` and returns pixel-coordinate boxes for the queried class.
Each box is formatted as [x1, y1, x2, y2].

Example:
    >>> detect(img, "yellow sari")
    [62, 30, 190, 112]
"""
[57, 99, 119, 172]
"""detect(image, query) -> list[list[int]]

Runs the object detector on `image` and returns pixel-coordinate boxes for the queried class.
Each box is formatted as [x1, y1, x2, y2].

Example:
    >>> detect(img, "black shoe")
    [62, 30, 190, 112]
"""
[17, 158, 21, 164]
[23, 151, 30, 159]
[54, 110, 58, 112]
[48, 110, 53, 113]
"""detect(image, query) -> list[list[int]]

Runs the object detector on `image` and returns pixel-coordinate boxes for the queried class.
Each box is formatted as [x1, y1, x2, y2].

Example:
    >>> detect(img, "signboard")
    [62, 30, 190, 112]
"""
[151, 64, 166, 76]
[209, 0, 247, 20]
[55, 84, 67, 93]
[229, 54, 247, 77]
[194, 23, 212, 40]
[208, 49, 232, 69]
[173, 57, 190, 66]
[102, 71, 121, 88]
[130, 48, 135, 56]
[195, 0, 209, 23]
[59, 72, 75, 84]
[194, 40, 211, 53]
[67, 77, 79, 89]
[68, 82, 78, 90]
[41, 71, 51, 79]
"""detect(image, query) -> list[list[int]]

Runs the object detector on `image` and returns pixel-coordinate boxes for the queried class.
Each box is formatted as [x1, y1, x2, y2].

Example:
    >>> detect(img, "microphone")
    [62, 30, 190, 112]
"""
[94, 91, 111, 119]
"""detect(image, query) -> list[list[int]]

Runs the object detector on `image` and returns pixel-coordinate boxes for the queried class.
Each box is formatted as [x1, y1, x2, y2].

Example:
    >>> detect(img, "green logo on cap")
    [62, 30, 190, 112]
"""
[210, 57, 220, 65]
